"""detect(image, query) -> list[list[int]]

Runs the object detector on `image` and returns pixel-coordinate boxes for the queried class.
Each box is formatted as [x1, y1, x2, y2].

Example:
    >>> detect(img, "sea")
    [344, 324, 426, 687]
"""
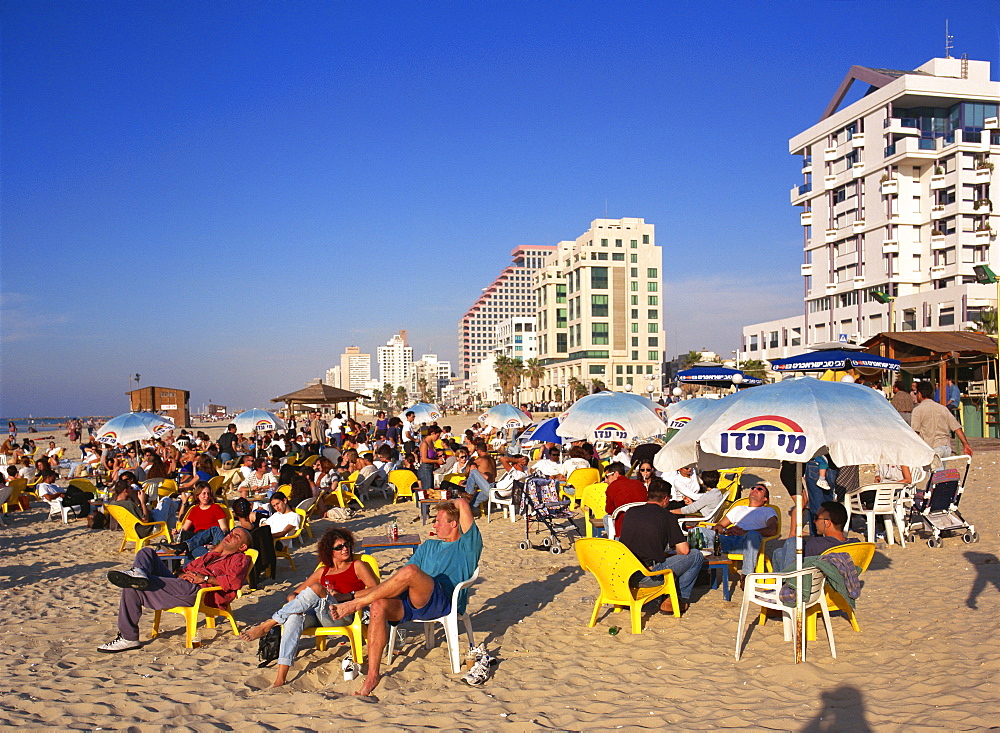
[2, 417, 111, 433]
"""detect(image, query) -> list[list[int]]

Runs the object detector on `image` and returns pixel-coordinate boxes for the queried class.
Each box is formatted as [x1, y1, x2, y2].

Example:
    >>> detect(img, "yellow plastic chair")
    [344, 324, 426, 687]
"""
[561, 467, 601, 509]
[157, 478, 179, 497]
[274, 508, 307, 571]
[388, 469, 419, 504]
[718, 467, 747, 501]
[180, 502, 234, 530]
[331, 471, 365, 509]
[300, 454, 319, 467]
[284, 455, 299, 466]
[579, 482, 609, 538]
[301, 554, 381, 662]
[723, 498, 782, 574]
[208, 475, 225, 495]
[212, 459, 223, 471]
[575, 537, 680, 633]
[2, 478, 27, 512]
[151, 549, 256, 647]
[69, 478, 99, 496]
[804, 541, 876, 641]
[105, 504, 171, 552]
[294, 497, 317, 538]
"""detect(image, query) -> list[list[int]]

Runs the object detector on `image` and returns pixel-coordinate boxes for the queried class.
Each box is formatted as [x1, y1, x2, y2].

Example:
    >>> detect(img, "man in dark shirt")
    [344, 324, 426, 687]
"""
[602, 462, 647, 538]
[770, 500, 858, 570]
[217, 424, 239, 463]
[618, 479, 705, 614]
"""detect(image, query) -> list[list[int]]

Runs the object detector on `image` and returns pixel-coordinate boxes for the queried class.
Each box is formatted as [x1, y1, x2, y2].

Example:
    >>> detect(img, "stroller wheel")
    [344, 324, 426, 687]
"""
[550, 545, 562, 555]
[541, 536, 551, 547]
[927, 538, 941, 548]
[963, 531, 976, 544]
[518, 540, 529, 551]
[972, 531, 980, 543]
[904, 533, 915, 543]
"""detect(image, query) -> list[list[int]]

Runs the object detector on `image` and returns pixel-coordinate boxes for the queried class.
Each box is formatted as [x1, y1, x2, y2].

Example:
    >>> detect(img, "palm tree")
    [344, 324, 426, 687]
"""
[683, 350, 703, 367]
[969, 307, 998, 335]
[590, 378, 606, 393]
[740, 359, 768, 379]
[371, 388, 384, 409]
[567, 376, 588, 400]
[524, 358, 545, 401]
[417, 376, 434, 403]
[493, 355, 524, 402]
[394, 386, 408, 409]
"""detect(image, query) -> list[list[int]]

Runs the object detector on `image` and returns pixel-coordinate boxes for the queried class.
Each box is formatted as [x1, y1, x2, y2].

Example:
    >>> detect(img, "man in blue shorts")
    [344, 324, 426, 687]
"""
[329, 497, 482, 696]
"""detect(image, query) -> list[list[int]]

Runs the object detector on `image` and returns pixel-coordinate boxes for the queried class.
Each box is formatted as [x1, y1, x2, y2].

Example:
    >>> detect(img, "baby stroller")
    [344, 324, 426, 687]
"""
[516, 477, 581, 555]
[904, 455, 979, 548]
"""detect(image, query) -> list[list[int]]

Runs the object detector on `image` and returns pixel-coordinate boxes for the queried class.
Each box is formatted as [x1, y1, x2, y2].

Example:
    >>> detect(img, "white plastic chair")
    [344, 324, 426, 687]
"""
[845, 482, 907, 546]
[387, 567, 481, 674]
[735, 567, 836, 662]
[607, 502, 646, 541]
[676, 491, 728, 532]
[487, 486, 516, 523]
[0, 485, 12, 526]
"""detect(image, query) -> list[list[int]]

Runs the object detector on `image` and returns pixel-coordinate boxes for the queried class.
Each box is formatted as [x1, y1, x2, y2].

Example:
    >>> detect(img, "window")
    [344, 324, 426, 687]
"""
[630, 295, 638, 305]
[556, 333, 567, 352]
[631, 240, 638, 248]
[630, 267, 638, 277]
[749, 335, 759, 351]
[648, 309, 658, 319]
[642, 235, 649, 244]
[648, 337, 658, 346]
[647, 268, 658, 278]
[592, 295, 608, 317]
[615, 239, 622, 247]
[612, 252, 625, 261]
[648, 296, 658, 305]
[630, 281, 638, 291]
[556, 309, 567, 328]
[648, 351, 658, 361]
[591, 267, 608, 289]
[630, 323, 639, 333]
[647, 282, 658, 292]
[631, 337, 639, 347]
[592, 323, 609, 345]
[630, 254, 638, 263]
[632, 351, 640, 360]
[600, 238, 608, 246]
[589, 365, 604, 374]
[616, 365, 623, 374]
[616, 377, 623, 386]
[555, 284, 566, 303]
[939, 306, 955, 327]
[647, 323, 657, 333]
[631, 309, 639, 319]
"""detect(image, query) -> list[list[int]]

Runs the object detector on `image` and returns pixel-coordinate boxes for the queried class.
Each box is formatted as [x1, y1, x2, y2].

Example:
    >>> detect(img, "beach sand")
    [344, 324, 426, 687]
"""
[2, 419, 998, 730]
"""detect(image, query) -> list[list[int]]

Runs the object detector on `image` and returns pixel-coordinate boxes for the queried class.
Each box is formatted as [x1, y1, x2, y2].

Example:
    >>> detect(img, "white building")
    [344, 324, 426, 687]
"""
[324, 366, 341, 388]
[412, 353, 452, 401]
[339, 346, 372, 393]
[458, 244, 555, 381]
[744, 56, 1000, 362]
[494, 317, 537, 362]
[377, 331, 413, 395]
[535, 218, 664, 399]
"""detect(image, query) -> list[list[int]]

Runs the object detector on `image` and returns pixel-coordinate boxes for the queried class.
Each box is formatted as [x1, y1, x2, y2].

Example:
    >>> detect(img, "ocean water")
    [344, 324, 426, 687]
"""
[2, 417, 107, 432]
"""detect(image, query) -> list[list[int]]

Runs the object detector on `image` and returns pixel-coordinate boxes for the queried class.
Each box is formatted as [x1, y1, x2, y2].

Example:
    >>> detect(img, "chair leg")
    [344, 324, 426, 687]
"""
[865, 511, 875, 543]
[588, 599, 602, 628]
[183, 608, 199, 648]
[819, 598, 837, 658]
[151, 610, 162, 638]
[442, 617, 461, 673]
[424, 622, 435, 650]
[735, 592, 751, 659]
[461, 613, 475, 649]
[386, 624, 398, 664]
[629, 601, 643, 634]
[348, 624, 363, 663]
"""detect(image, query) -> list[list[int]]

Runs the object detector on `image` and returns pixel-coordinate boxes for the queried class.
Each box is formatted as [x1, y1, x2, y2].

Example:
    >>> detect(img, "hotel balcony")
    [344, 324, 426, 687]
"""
[800, 211, 813, 227]
[851, 162, 865, 178]
[930, 265, 947, 278]
[823, 146, 839, 162]
[884, 136, 938, 162]
[825, 282, 838, 293]
[852, 219, 866, 232]
[883, 117, 921, 136]
[825, 227, 840, 243]
[974, 167, 993, 183]
[931, 235, 950, 250]
[853, 275, 866, 287]
[790, 182, 812, 204]
[800, 263, 813, 277]
[986, 117, 999, 130]
[880, 178, 898, 195]
[850, 133, 865, 149]
[882, 239, 899, 254]
[930, 174, 948, 190]
[975, 227, 994, 241]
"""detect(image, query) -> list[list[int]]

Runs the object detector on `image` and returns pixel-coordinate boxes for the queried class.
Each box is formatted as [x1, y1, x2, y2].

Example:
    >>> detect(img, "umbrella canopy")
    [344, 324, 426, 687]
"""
[232, 408, 287, 433]
[556, 391, 668, 443]
[96, 411, 175, 446]
[677, 364, 765, 387]
[480, 403, 532, 430]
[665, 397, 720, 430]
[518, 416, 563, 444]
[654, 378, 934, 473]
[616, 392, 670, 423]
[769, 349, 900, 373]
[398, 403, 442, 424]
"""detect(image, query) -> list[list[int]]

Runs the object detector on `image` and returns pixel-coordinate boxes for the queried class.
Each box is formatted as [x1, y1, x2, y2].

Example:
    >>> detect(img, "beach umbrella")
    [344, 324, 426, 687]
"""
[518, 416, 563, 444]
[232, 408, 287, 433]
[677, 363, 765, 387]
[769, 348, 900, 373]
[617, 392, 671, 423]
[665, 397, 720, 430]
[398, 402, 442, 424]
[556, 391, 668, 443]
[95, 411, 175, 446]
[479, 403, 532, 430]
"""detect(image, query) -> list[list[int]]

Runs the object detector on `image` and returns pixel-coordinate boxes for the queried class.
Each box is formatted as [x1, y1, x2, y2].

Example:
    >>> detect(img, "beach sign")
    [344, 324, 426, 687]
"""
[714, 415, 808, 457]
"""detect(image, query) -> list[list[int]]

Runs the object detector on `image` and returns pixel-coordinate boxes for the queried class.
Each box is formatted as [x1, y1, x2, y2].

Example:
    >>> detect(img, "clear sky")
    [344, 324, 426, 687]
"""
[3, 1, 998, 417]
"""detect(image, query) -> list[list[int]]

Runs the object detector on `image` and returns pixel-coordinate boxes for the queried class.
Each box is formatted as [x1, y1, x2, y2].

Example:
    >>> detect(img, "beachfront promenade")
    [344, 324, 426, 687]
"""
[0, 419, 997, 730]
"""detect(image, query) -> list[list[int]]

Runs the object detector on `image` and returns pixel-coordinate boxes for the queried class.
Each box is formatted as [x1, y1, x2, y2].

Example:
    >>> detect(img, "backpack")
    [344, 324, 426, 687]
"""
[257, 626, 281, 667]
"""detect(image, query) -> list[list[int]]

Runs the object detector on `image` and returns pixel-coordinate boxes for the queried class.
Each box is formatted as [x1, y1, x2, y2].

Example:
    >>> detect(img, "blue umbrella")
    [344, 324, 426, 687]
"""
[769, 349, 900, 372]
[519, 416, 563, 444]
[677, 365, 764, 387]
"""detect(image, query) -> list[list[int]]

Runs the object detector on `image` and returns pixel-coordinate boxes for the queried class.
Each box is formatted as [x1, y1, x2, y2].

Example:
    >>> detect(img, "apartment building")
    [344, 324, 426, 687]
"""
[534, 218, 664, 399]
[744, 56, 1000, 362]
[457, 245, 555, 381]
[494, 317, 537, 362]
[412, 353, 452, 401]
[339, 346, 372, 393]
[377, 331, 413, 394]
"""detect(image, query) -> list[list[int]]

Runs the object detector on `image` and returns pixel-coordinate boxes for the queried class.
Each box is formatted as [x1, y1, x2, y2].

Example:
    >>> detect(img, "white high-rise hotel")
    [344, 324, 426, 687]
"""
[377, 332, 413, 393]
[743, 56, 1000, 360]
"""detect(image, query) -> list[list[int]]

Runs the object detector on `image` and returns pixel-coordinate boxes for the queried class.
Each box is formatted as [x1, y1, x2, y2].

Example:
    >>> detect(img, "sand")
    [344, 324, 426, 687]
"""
[2, 419, 998, 731]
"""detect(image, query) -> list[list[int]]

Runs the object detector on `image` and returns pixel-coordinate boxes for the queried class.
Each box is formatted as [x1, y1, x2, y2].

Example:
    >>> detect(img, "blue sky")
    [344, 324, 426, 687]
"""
[3, 1, 999, 416]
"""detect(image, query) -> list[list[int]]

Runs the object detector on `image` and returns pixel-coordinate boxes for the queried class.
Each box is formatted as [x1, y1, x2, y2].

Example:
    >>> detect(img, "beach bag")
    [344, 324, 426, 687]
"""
[257, 626, 281, 667]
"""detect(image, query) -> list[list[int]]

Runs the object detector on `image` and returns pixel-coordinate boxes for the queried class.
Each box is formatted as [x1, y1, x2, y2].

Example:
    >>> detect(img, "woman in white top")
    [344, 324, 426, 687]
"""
[238, 457, 278, 499]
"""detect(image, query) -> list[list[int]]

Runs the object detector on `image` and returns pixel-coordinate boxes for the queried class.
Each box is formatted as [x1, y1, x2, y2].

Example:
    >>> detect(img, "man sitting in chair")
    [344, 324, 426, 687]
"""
[710, 483, 778, 580]
[329, 498, 482, 697]
[770, 500, 858, 571]
[669, 469, 725, 519]
[618, 479, 704, 615]
[603, 462, 647, 538]
[97, 527, 252, 653]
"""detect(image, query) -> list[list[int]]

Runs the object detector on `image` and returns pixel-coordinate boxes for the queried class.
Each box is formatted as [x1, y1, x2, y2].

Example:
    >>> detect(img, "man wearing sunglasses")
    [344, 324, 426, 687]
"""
[770, 500, 856, 571]
[711, 484, 778, 580]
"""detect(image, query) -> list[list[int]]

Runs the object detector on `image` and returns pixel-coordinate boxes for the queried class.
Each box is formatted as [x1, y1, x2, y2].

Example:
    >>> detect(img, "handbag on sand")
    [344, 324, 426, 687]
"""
[257, 626, 281, 667]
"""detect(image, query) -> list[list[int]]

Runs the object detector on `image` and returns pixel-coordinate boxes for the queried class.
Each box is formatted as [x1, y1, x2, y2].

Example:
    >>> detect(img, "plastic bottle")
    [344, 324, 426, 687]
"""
[391, 519, 399, 541]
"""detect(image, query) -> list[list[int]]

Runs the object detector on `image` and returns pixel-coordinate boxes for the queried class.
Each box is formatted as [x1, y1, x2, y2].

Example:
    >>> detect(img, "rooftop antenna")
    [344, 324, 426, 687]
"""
[945, 19, 953, 59]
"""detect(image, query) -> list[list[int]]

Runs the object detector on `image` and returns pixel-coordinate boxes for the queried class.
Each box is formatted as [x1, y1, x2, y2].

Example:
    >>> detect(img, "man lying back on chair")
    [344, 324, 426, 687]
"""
[328, 498, 482, 696]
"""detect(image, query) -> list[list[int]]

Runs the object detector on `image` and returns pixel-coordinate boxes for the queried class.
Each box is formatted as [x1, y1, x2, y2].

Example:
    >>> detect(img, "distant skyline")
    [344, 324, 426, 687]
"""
[3, 2, 998, 416]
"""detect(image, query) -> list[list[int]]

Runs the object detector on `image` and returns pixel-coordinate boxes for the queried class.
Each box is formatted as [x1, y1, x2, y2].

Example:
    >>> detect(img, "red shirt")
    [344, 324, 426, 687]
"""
[605, 477, 648, 537]
[188, 503, 227, 532]
[185, 551, 251, 608]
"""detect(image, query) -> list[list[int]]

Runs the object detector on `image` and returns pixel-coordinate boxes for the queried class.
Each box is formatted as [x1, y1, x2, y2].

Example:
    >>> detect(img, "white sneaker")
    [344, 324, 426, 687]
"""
[816, 478, 831, 490]
[342, 654, 360, 681]
[98, 634, 141, 653]
[462, 654, 494, 686]
[465, 643, 488, 661]
[107, 568, 150, 590]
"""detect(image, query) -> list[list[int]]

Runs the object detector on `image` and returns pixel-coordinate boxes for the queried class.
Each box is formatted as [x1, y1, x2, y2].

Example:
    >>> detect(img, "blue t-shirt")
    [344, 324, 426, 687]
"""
[408, 522, 483, 613]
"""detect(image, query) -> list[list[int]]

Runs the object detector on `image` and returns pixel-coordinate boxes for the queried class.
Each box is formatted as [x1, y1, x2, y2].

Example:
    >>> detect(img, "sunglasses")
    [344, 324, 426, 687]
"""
[331, 543, 352, 552]
[639, 468, 654, 472]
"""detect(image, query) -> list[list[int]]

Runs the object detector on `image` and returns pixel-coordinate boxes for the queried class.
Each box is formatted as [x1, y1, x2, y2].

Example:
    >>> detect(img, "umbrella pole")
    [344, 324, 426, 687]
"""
[795, 461, 804, 664]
